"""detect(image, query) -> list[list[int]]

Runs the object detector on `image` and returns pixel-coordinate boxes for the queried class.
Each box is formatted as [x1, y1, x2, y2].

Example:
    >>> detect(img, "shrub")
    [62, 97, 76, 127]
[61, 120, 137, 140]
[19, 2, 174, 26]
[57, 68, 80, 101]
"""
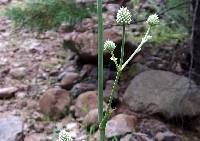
[6, 0, 96, 30]
[130, 0, 190, 45]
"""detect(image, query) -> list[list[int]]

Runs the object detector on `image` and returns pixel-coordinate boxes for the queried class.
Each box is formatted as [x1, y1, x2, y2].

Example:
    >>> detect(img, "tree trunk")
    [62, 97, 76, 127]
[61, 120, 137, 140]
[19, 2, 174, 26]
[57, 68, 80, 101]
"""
[192, 0, 200, 83]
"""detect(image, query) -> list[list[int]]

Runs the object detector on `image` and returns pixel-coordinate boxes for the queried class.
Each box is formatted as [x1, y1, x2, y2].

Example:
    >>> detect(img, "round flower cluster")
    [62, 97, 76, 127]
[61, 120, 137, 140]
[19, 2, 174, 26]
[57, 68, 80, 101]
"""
[104, 40, 116, 53]
[59, 130, 73, 141]
[146, 14, 159, 26]
[116, 7, 132, 25]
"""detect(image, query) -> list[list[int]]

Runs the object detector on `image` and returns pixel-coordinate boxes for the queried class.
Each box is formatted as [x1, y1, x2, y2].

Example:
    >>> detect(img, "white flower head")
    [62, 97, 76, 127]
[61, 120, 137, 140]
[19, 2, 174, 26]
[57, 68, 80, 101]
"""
[59, 130, 73, 141]
[104, 40, 116, 53]
[146, 14, 159, 26]
[116, 7, 132, 25]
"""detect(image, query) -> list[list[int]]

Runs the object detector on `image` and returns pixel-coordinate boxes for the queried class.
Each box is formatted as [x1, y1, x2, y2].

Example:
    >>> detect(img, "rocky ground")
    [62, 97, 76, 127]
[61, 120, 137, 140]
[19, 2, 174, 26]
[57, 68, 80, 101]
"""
[0, 0, 200, 141]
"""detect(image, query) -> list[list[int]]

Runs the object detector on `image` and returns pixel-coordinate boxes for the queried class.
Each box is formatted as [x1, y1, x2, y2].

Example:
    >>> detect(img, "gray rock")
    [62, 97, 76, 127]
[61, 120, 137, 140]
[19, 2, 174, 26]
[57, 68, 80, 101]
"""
[0, 87, 18, 99]
[10, 67, 26, 79]
[71, 83, 96, 97]
[123, 70, 200, 118]
[60, 72, 79, 90]
[155, 131, 181, 141]
[105, 114, 137, 138]
[137, 119, 169, 138]
[0, 116, 24, 141]
[105, 4, 120, 14]
[66, 122, 80, 131]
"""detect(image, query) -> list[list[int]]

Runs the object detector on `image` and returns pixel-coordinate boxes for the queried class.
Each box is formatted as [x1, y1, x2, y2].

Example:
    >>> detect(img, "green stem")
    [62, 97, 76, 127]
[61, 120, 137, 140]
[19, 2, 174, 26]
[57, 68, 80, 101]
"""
[102, 24, 126, 126]
[120, 25, 126, 67]
[121, 26, 151, 70]
[106, 70, 121, 114]
[111, 52, 119, 69]
[97, 0, 104, 140]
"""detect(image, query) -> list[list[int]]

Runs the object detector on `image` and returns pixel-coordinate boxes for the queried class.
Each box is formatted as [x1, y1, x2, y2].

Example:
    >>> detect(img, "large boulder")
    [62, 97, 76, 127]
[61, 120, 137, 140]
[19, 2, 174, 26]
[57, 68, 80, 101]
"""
[63, 12, 137, 64]
[39, 87, 71, 119]
[123, 70, 200, 118]
[0, 116, 24, 141]
[63, 27, 121, 64]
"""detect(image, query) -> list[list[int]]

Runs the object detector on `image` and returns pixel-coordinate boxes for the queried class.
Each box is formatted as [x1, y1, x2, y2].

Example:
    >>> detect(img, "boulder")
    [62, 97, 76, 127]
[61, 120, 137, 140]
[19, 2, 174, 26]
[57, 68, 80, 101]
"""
[75, 91, 106, 118]
[63, 27, 121, 64]
[39, 87, 70, 119]
[60, 72, 79, 89]
[123, 70, 200, 118]
[0, 116, 24, 141]
[63, 12, 137, 64]
[105, 114, 137, 138]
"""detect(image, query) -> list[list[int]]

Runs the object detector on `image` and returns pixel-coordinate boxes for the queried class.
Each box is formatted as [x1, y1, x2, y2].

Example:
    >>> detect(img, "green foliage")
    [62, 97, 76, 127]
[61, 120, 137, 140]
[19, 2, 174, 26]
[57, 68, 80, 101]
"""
[6, 0, 95, 30]
[86, 124, 97, 140]
[130, 0, 190, 45]
[163, 0, 190, 29]
[150, 23, 187, 45]
[41, 114, 52, 122]
[108, 136, 118, 141]
[62, 106, 70, 116]
[129, 22, 187, 45]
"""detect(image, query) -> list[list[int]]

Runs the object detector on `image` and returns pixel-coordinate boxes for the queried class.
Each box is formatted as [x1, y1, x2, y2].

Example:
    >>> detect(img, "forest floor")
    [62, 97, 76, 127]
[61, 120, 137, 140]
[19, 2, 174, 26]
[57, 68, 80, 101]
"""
[0, 1, 200, 141]
[0, 1, 75, 140]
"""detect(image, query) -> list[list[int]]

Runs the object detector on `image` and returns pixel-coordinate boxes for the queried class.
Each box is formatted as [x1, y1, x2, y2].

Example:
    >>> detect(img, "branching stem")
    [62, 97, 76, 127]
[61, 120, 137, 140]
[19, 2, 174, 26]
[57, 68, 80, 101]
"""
[121, 26, 151, 70]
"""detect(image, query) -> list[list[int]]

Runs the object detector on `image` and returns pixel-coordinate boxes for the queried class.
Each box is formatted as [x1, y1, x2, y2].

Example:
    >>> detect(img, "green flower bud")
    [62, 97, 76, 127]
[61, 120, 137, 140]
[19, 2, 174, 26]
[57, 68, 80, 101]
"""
[59, 130, 73, 141]
[116, 7, 132, 25]
[104, 40, 116, 53]
[146, 14, 159, 26]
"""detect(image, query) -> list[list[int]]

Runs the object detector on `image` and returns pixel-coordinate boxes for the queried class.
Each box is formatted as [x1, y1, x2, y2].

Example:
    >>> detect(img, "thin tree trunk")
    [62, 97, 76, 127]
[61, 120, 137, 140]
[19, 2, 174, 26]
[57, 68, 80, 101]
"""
[192, 0, 200, 83]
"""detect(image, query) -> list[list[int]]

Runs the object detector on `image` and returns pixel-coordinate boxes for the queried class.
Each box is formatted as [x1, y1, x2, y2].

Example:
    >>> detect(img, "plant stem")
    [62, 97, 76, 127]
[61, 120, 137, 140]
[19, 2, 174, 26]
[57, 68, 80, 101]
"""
[121, 26, 151, 70]
[97, 0, 104, 140]
[104, 24, 126, 123]
[120, 25, 126, 67]
[106, 70, 121, 113]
